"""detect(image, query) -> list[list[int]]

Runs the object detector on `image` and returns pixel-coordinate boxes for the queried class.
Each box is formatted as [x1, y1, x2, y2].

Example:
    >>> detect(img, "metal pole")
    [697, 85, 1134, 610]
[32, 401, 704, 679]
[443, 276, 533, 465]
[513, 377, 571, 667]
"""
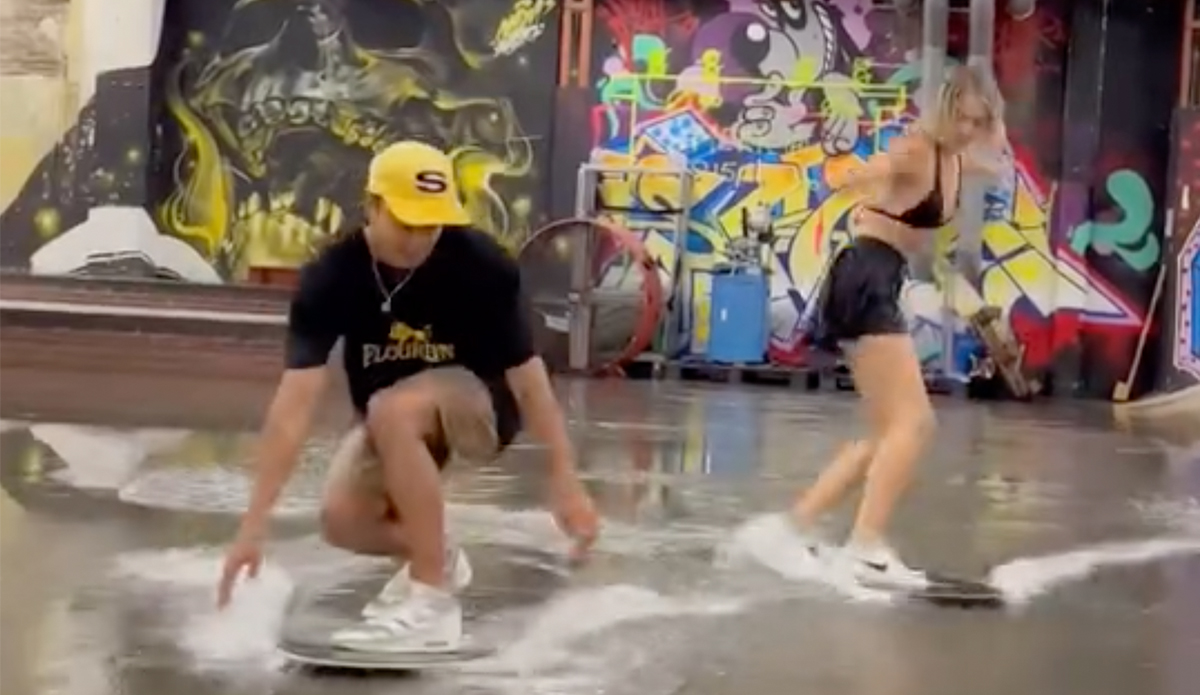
[920, 0, 950, 378]
[962, 0, 995, 283]
[947, 0, 997, 381]
[567, 164, 591, 371]
[572, 164, 693, 367]
[668, 172, 695, 358]
[920, 0, 948, 117]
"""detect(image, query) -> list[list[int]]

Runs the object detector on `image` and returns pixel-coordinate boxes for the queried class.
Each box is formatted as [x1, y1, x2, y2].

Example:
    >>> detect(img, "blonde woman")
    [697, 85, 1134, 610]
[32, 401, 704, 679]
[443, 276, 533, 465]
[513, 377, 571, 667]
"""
[790, 66, 1008, 587]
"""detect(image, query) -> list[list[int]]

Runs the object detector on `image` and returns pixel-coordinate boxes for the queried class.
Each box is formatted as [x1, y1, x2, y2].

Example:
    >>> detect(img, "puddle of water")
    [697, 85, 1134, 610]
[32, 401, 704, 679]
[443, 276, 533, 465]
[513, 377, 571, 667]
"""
[108, 543, 747, 695]
[118, 467, 319, 519]
[116, 462, 723, 559]
[15, 418, 1200, 694]
[32, 596, 113, 695]
[1135, 497, 1200, 534]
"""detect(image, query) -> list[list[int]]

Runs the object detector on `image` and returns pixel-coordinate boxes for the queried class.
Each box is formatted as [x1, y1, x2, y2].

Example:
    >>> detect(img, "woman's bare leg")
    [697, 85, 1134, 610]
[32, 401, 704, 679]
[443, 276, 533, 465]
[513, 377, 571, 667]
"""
[845, 334, 935, 548]
[790, 440, 875, 527]
[790, 354, 885, 527]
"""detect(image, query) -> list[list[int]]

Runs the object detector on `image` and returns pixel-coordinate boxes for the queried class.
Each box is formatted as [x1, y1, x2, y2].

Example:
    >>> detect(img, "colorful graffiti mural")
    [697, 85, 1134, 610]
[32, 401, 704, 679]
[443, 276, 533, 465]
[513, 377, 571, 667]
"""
[1177, 218, 1200, 382]
[1168, 111, 1200, 387]
[0, 0, 558, 280]
[587, 0, 1160, 390]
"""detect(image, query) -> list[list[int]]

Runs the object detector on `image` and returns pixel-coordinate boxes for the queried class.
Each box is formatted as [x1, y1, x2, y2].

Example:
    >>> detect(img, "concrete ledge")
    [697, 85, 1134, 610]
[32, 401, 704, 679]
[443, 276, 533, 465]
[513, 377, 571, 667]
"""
[0, 299, 285, 323]
[0, 270, 290, 315]
[0, 301, 286, 342]
[0, 327, 351, 430]
[0, 326, 283, 373]
[0, 268, 291, 299]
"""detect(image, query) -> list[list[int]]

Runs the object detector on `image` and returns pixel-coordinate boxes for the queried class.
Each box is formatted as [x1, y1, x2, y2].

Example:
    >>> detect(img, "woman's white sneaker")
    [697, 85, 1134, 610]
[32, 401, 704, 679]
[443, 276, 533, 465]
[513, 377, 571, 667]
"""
[333, 582, 463, 654]
[842, 542, 929, 590]
[362, 546, 473, 619]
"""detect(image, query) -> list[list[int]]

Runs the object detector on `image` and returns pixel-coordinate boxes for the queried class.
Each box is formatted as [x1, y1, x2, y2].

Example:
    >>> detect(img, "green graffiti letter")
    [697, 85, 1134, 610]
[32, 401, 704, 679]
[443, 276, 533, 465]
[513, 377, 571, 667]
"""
[1068, 169, 1159, 272]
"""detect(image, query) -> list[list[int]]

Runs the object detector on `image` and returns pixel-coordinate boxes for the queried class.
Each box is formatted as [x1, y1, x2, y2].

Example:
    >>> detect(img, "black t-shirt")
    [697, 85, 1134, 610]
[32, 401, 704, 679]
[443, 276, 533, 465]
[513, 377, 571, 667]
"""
[283, 227, 534, 441]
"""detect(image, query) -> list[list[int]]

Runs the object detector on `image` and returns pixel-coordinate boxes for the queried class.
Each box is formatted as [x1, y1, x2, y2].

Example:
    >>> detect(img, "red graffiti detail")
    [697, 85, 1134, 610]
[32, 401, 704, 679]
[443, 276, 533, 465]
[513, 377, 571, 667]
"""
[1011, 307, 1063, 369]
[596, 0, 697, 59]
[949, 8, 1068, 93]
[995, 12, 1042, 88]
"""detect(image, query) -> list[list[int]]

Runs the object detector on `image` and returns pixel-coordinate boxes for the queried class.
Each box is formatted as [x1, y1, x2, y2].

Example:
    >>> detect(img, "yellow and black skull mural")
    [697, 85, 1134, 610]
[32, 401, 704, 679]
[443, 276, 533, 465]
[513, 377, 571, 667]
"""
[0, 0, 556, 279]
[161, 0, 550, 277]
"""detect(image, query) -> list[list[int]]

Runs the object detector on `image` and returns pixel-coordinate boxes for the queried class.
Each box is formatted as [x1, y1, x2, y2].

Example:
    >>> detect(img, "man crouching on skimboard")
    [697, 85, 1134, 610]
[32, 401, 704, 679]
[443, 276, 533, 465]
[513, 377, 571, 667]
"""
[216, 140, 599, 654]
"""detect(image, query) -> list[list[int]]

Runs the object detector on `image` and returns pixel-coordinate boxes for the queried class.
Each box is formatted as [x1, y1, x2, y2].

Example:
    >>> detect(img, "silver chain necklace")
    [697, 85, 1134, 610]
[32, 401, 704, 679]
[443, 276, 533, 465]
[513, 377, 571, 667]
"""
[371, 261, 415, 314]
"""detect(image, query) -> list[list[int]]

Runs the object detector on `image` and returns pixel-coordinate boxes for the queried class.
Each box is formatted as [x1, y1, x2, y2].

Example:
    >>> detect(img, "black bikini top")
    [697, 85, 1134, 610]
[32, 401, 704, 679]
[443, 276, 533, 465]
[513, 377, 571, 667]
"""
[866, 144, 961, 229]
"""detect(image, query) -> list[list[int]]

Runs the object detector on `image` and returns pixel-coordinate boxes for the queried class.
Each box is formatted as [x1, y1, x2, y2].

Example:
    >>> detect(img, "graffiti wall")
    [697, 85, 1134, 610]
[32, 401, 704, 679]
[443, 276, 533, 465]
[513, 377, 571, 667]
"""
[0, 0, 84, 246]
[0, 0, 560, 280]
[584, 0, 1171, 395]
[1159, 108, 1200, 394]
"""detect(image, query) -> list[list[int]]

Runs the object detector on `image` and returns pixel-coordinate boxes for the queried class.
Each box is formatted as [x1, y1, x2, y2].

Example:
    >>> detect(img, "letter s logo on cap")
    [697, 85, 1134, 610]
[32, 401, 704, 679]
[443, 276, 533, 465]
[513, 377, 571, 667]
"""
[414, 170, 449, 193]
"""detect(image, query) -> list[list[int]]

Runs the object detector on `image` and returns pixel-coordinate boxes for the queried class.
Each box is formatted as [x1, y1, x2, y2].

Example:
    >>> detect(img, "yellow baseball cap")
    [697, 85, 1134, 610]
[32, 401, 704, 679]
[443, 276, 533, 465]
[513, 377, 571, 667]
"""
[366, 141, 470, 227]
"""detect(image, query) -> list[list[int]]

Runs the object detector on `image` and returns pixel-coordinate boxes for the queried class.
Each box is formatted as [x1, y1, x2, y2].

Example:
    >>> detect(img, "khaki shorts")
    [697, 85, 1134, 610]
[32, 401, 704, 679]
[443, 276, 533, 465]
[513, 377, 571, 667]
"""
[325, 367, 504, 497]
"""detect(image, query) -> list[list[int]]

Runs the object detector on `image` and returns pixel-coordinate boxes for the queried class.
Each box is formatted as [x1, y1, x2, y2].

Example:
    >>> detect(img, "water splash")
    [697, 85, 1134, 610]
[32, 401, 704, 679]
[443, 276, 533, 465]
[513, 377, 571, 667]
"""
[111, 547, 296, 672]
[32, 424, 190, 490]
[989, 536, 1200, 605]
[457, 584, 746, 694]
[722, 514, 1200, 611]
[108, 541, 747, 695]
[717, 513, 894, 605]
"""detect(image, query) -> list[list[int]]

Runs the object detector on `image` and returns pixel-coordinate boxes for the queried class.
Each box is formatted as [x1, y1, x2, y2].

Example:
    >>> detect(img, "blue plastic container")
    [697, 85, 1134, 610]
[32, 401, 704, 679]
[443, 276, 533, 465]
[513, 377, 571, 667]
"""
[707, 269, 769, 364]
[953, 333, 984, 378]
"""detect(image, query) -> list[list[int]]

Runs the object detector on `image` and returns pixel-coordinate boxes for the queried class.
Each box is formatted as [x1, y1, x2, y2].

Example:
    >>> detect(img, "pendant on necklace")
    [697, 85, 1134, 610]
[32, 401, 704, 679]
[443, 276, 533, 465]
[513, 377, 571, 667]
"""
[381, 299, 391, 314]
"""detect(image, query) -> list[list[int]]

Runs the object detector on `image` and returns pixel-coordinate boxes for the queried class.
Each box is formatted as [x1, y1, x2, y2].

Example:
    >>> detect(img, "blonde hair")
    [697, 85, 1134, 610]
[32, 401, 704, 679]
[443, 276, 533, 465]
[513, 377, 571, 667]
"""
[923, 65, 1003, 142]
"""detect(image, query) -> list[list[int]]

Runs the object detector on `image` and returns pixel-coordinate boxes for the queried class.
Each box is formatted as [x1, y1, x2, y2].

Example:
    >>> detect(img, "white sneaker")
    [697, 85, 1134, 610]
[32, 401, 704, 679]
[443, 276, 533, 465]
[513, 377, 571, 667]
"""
[785, 515, 834, 561]
[332, 582, 463, 654]
[842, 542, 929, 590]
[362, 546, 473, 619]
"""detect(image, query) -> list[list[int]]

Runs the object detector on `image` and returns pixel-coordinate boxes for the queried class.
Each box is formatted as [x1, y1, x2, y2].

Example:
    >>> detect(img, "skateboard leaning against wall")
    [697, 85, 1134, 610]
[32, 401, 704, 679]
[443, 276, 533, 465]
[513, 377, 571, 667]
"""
[966, 306, 1038, 400]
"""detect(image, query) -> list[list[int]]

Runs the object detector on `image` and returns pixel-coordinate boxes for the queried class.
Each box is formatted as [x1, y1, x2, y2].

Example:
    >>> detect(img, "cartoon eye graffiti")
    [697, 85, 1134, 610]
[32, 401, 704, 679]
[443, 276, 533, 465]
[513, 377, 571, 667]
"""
[730, 20, 772, 74]
[779, 0, 806, 25]
[759, 0, 809, 30]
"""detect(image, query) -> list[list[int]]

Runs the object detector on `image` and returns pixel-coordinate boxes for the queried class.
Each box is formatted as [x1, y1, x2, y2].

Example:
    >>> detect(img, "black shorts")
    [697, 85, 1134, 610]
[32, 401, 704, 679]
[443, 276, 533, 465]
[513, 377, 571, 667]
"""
[810, 236, 909, 351]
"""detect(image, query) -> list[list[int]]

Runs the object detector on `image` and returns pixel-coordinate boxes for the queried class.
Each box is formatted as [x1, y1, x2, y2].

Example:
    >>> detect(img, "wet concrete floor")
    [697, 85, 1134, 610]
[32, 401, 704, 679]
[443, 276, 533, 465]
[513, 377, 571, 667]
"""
[3, 353, 1200, 695]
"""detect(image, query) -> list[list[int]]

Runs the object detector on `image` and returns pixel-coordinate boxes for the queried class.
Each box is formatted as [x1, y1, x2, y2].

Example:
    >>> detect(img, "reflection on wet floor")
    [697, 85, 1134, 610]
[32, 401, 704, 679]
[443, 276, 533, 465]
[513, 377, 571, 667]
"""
[2, 382, 1200, 695]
